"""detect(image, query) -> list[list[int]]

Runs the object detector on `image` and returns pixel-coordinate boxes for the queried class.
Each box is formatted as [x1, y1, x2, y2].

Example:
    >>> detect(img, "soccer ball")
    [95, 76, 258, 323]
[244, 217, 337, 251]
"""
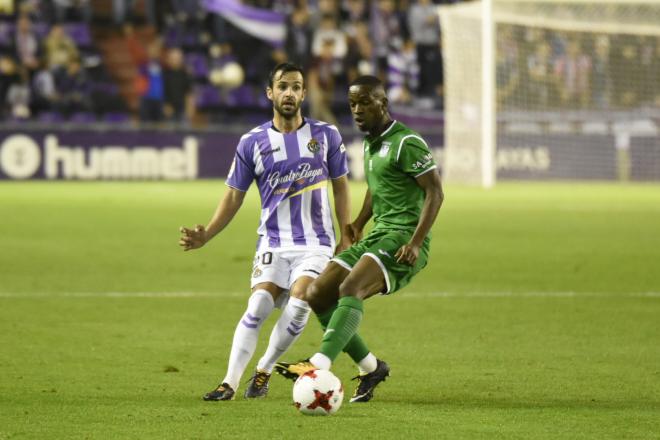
[293, 369, 344, 416]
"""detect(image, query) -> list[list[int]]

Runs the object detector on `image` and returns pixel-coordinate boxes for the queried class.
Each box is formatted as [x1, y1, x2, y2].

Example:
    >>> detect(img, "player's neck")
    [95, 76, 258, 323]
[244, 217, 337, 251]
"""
[272, 113, 304, 134]
[369, 117, 395, 138]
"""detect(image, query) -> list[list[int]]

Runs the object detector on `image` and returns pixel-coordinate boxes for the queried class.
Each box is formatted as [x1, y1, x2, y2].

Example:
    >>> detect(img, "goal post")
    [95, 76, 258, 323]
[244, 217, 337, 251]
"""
[439, 1, 495, 187]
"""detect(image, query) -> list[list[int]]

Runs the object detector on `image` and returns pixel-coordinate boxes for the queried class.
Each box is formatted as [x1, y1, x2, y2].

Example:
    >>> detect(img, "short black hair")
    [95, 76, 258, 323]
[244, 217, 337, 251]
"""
[268, 62, 305, 88]
[349, 75, 383, 89]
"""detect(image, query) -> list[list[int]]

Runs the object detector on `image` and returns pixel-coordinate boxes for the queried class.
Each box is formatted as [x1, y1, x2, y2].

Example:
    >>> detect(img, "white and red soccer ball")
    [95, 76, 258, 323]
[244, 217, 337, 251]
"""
[293, 369, 344, 416]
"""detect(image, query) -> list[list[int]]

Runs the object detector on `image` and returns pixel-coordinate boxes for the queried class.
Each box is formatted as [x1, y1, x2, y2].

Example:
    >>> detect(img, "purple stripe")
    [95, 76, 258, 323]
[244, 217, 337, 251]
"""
[283, 132, 306, 245]
[309, 120, 332, 243]
[245, 313, 261, 322]
[265, 208, 280, 247]
[289, 322, 304, 330]
[287, 327, 302, 336]
[289, 193, 306, 246]
[203, 0, 284, 23]
[256, 129, 281, 247]
[283, 131, 300, 161]
[311, 189, 332, 247]
[241, 320, 258, 329]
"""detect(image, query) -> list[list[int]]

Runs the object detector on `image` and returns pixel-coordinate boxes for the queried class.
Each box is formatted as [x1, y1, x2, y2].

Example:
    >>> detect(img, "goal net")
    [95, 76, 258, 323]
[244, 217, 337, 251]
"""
[440, 0, 660, 185]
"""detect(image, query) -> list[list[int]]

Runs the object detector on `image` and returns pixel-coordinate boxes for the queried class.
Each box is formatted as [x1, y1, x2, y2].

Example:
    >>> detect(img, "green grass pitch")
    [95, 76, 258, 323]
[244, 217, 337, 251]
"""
[1, 181, 659, 439]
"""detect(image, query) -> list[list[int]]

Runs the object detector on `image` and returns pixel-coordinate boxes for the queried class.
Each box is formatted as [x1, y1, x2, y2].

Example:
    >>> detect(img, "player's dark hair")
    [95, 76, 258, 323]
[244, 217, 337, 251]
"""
[350, 75, 388, 107]
[350, 75, 383, 89]
[268, 62, 305, 88]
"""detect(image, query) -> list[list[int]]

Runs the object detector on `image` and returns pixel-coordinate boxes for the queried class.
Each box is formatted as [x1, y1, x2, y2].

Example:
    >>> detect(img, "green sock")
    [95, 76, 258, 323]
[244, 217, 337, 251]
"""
[319, 296, 364, 362]
[317, 306, 370, 363]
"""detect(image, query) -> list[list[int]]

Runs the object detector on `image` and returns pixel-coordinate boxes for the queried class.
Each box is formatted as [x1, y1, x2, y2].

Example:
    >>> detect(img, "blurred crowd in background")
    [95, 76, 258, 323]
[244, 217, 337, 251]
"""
[1, 0, 120, 123]
[497, 25, 660, 112]
[0, 0, 458, 126]
[0, 0, 657, 127]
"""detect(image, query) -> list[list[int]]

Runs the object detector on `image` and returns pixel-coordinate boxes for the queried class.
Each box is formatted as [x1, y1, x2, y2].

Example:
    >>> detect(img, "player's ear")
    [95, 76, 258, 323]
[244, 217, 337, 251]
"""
[266, 87, 274, 101]
[301, 86, 306, 102]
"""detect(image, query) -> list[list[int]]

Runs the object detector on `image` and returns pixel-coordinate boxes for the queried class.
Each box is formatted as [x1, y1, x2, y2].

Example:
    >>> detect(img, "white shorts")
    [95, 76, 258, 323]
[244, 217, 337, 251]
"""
[251, 248, 332, 293]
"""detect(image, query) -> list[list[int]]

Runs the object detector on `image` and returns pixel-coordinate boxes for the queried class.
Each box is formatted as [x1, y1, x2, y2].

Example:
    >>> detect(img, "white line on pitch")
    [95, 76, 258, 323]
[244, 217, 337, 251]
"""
[0, 291, 237, 298]
[404, 291, 660, 298]
[0, 291, 658, 298]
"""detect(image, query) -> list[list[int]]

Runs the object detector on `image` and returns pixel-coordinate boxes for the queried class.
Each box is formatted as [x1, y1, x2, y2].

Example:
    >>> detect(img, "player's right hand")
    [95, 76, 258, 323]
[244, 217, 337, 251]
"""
[179, 224, 207, 251]
[344, 223, 363, 244]
[335, 234, 353, 255]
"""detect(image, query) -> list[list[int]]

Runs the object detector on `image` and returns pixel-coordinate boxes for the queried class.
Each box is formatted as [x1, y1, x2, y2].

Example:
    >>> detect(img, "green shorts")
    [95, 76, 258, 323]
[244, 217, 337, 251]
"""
[333, 228, 430, 294]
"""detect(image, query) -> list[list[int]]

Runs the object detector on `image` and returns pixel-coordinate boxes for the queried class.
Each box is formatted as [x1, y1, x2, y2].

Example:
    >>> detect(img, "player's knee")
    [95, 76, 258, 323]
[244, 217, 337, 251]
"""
[289, 284, 306, 300]
[338, 279, 362, 298]
[339, 277, 378, 299]
[305, 281, 322, 305]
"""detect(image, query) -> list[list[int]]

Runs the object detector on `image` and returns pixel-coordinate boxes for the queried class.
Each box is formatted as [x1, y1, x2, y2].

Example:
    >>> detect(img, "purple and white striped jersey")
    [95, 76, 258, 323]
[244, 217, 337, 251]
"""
[226, 118, 348, 251]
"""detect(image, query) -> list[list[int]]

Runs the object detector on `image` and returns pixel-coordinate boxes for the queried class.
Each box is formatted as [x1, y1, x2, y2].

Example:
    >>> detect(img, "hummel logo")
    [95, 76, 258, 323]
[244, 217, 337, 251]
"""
[378, 249, 392, 258]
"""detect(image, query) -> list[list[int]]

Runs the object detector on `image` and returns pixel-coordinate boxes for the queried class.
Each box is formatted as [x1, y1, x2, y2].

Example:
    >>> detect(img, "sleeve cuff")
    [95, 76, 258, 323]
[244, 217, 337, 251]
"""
[330, 170, 350, 180]
[225, 181, 249, 192]
[413, 165, 437, 178]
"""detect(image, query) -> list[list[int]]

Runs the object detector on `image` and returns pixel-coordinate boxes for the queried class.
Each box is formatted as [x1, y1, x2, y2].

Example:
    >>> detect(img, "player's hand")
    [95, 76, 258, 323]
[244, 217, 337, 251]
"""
[344, 223, 363, 244]
[179, 224, 207, 251]
[395, 242, 420, 266]
[334, 234, 353, 255]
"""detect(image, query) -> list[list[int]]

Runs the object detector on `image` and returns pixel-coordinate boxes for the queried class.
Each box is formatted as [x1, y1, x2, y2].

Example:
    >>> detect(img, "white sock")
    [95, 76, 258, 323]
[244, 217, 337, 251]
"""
[222, 290, 274, 390]
[310, 352, 332, 370]
[357, 352, 378, 375]
[257, 296, 311, 373]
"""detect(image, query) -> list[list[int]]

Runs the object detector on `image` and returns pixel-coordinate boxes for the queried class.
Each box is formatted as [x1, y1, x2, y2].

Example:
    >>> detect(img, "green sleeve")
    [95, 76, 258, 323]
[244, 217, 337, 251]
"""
[396, 135, 437, 177]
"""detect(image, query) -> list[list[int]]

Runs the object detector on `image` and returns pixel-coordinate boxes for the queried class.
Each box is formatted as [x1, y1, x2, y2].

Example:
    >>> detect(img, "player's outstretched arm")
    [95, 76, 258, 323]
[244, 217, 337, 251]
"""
[395, 171, 444, 265]
[331, 175, 353, 253]
[348, 189, 373, 243]
[179, 187, 247, 251]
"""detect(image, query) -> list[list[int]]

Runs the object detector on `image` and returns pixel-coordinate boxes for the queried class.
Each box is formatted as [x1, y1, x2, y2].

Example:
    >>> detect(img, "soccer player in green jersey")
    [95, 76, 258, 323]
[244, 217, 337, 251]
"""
[276, 75, 444, 402]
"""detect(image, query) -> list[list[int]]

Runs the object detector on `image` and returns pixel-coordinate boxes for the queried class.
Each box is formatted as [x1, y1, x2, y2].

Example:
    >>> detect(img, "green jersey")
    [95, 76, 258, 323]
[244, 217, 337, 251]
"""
[363, 120, 437, 231]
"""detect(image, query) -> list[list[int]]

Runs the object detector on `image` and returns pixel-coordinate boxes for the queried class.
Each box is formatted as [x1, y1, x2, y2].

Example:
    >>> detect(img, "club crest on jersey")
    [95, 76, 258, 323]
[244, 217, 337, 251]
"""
[252, 267, 263, 278]
[379, 142, 391, 157]
[306, 138, 321, 154]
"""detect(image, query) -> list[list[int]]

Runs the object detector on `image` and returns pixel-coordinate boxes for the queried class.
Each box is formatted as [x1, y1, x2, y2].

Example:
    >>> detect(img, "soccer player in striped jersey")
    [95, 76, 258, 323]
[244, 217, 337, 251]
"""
[179, 63, 359, 401]
[275, 75, 444, 403]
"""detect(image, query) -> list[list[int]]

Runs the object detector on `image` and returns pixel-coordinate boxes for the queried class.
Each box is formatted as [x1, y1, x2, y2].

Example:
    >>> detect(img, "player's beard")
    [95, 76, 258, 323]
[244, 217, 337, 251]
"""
[275, 99, 301, 118]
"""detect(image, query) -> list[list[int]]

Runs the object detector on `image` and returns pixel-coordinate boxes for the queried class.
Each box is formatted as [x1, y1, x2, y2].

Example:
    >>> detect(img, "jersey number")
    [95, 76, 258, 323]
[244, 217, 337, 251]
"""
[261, 252, 273, 265]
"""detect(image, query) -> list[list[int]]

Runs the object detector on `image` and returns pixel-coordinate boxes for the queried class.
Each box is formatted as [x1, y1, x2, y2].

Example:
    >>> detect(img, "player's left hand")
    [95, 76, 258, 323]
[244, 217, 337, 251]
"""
[395, 243, 419, 266]
[345, 223, 363, 244]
